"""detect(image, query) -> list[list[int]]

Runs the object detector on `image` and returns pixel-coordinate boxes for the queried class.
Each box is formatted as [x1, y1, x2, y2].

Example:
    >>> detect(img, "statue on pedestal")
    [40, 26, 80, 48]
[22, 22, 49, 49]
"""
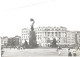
[29, 18, 37, 48]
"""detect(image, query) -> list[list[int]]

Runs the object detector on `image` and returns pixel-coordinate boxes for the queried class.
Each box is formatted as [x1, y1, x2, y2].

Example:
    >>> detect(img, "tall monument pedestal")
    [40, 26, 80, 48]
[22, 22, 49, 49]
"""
[29, 31, 37, 48]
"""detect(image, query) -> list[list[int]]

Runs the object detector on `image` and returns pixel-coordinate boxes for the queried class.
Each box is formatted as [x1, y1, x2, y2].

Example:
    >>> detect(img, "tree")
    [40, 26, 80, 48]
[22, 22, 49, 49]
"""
[11, 40, 15, 48]
[51, 38, 57, 48]
[22, 40, 29, 49]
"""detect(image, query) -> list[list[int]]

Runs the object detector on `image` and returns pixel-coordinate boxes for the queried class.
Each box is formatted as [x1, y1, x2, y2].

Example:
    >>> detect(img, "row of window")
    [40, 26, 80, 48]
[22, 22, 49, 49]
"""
[36, 28, 66, 31]
[36, 32, 66, 34]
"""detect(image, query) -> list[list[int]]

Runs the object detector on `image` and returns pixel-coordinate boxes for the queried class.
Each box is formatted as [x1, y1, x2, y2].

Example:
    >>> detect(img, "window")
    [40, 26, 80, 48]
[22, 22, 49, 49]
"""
[52, 32, 54, 36]
[52, 29, 54, 31]
[45, 32, 46, 35]
[38, 38, 39, 40]
[79, 39, 80, 42]
[55, 32, 57, 36]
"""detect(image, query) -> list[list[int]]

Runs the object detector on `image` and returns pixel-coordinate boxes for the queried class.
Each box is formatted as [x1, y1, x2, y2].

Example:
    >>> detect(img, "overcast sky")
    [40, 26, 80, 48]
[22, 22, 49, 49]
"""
[0, 0, 80, 37]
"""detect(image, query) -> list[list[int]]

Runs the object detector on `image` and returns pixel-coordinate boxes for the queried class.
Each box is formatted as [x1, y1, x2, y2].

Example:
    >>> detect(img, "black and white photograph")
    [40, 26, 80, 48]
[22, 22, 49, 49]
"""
[0, 0, 80, 57]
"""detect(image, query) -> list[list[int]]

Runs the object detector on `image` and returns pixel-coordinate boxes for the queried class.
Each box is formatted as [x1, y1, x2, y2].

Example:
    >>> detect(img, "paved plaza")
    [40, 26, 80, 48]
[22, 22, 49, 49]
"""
[2, 48, 80, 57]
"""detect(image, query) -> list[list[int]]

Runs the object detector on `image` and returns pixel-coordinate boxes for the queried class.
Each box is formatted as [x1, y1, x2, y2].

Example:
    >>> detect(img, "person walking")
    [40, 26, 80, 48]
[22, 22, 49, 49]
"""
[68, 52, 72, 57]
[58, 49, 61, 56]
[58, 46, 62, 56]
[73, 49, 77, 57]
[68, 48, 72, 57]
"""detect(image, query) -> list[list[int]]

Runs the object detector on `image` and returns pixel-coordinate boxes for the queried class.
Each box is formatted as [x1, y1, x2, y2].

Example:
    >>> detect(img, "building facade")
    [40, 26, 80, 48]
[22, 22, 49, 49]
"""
[66, 31, 75, 45]
[21, 26, 67, 47]
[1, 36, 8, 47]
[76, 31, 80, 46]
[35, 26, 67, 47]
[21, 28, 30, 44]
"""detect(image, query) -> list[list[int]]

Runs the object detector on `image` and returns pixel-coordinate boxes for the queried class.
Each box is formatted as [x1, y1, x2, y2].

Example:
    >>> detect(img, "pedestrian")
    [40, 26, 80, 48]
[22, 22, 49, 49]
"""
[58, 49, 61, 56]
[68, 48, 72, 57]
[79, 47, 80, 50]
[68, 52, 72, 57]
[73, 49, 77, 57]
[20, 47, 23, 50]
[56, 47, 59, 52]
[68, 48, 70, 52]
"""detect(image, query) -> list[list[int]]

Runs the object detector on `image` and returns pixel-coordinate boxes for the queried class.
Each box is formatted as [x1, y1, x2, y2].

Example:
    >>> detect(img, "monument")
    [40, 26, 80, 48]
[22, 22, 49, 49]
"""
[29, 18, 37, 48]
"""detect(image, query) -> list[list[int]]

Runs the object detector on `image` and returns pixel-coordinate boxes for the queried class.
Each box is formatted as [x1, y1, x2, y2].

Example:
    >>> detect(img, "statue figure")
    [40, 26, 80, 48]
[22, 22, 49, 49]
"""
[30, 18, 35, 31]
[29, 18, 37, 48]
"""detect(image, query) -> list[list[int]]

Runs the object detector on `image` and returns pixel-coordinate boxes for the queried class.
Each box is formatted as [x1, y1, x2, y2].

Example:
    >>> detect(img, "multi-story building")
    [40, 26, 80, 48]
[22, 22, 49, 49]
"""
[66, 31, 75, 45]
[76, 31, 80, 46]
[21, 28, 29, 44]
[1, 36, 8, 47]
[35, 26, 67, 47]
[21, 26, 67, 47]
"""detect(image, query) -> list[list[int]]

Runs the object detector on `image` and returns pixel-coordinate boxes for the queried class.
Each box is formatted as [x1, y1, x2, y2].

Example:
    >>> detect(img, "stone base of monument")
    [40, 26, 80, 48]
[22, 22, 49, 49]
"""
[29, 31, 37, 48]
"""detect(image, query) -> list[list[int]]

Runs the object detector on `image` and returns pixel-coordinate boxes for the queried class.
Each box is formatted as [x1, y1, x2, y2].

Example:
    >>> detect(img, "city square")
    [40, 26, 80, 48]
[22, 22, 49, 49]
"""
[2, 48, 80, 57]
[1, 0, 80, 57]
[1, 19, 80, 57]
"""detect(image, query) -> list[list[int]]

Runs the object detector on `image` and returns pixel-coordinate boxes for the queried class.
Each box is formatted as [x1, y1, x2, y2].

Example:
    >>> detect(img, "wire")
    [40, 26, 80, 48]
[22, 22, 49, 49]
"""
[6, 0, 55, 11]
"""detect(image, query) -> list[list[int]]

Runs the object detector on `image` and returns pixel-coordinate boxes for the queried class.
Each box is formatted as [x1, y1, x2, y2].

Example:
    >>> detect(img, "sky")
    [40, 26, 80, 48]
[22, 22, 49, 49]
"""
[0, 0, 80, 37]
